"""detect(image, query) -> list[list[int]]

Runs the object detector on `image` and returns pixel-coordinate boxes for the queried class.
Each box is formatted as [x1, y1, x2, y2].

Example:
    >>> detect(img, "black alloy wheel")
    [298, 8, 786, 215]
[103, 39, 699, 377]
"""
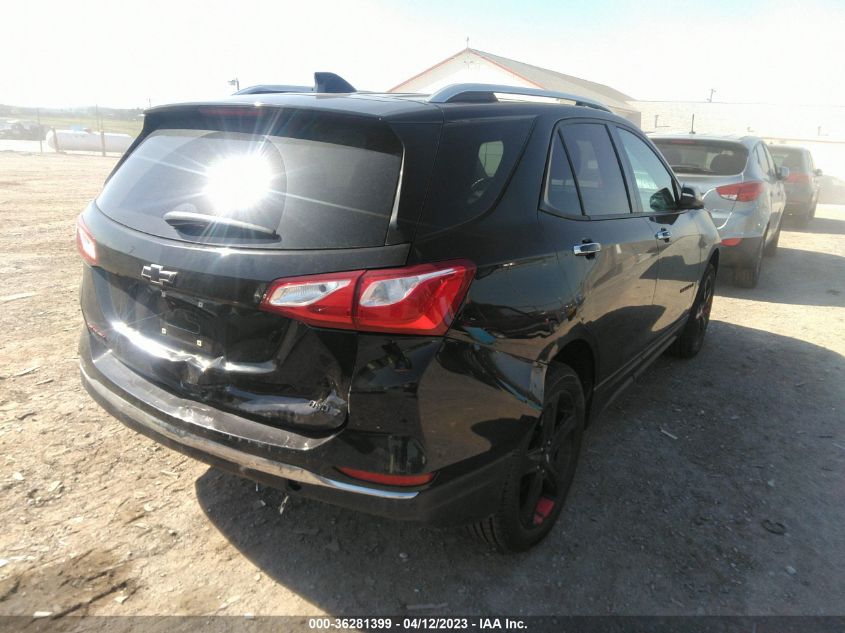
[468, 364, 585, 552]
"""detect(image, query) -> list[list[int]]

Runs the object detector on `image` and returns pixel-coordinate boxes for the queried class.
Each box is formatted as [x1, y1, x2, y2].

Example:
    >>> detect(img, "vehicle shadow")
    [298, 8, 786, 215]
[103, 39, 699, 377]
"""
[195, 321, 845, 615]
[716, 247, 844, 308]
[782, 216, 845, 236]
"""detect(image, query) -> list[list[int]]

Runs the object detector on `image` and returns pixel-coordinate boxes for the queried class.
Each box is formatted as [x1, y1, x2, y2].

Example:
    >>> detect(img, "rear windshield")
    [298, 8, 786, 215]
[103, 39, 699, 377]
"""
[769, 147, 807, 172]
[652, 139, 748, 176]
[96, 110, 403, 249]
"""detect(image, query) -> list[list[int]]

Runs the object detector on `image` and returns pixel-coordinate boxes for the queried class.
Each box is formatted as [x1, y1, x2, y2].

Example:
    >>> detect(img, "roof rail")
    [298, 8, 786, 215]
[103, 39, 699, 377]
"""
[427, 83, 612, 112]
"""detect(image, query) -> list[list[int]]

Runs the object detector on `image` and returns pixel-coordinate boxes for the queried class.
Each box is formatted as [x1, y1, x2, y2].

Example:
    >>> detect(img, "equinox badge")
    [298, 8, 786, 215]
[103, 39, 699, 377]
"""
[141, 264, 177, 286]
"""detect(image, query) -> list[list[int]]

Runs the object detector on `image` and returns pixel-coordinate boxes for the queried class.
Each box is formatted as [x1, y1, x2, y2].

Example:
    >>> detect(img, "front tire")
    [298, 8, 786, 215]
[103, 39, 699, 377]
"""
[468, 364, 585, 553]
[671, 263, 715, 358]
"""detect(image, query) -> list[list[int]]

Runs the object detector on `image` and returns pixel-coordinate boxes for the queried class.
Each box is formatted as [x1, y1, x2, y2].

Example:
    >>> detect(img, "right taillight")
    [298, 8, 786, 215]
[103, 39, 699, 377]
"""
[716, 181, 763, 202]
[786, 173, 811, 184]
[76, 216, 98, 265]
[260, 260, 476, 335]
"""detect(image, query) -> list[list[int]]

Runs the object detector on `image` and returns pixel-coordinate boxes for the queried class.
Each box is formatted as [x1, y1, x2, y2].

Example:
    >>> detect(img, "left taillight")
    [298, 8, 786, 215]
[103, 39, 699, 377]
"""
[76, 216, 98, 265]
[260, 259, 476, 336]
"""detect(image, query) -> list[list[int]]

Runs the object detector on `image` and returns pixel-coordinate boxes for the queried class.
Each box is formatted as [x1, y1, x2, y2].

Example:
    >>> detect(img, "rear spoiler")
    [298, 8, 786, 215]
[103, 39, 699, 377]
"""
[234, 72, 356, 95]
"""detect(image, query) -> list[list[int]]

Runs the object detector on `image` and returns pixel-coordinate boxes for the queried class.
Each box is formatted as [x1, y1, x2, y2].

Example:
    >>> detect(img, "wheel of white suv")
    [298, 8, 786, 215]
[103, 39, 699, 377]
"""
[734, 230, 766, 288]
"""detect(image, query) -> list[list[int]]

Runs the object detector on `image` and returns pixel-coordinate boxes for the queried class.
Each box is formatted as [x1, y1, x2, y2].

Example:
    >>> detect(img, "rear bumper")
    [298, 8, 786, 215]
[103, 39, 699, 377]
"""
[718, 235, 763, 269]
[79, 330, 523, 525]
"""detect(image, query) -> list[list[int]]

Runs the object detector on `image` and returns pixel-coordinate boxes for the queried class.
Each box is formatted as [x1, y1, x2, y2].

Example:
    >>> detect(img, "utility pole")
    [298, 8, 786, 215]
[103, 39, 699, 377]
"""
[707, 88, 716, 103]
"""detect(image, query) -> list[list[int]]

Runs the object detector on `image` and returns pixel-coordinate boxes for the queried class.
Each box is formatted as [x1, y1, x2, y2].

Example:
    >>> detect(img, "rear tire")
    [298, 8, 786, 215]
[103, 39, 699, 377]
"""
[734, 232, 765, 288]
[764, 223, 781, 257]
[468, 364, 585, 553]
[670, 263, 715, 358]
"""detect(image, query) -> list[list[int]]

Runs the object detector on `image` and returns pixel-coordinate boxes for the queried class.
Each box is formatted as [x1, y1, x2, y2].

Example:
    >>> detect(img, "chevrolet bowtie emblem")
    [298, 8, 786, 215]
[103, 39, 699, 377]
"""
[141, 264, 177, 286]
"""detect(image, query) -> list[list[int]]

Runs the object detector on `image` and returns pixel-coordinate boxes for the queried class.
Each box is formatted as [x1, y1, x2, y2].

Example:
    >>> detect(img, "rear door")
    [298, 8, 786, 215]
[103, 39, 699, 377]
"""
[614, 126, 703, 333]
[81, 106, 426, 432]
[540, 120, 660, 382]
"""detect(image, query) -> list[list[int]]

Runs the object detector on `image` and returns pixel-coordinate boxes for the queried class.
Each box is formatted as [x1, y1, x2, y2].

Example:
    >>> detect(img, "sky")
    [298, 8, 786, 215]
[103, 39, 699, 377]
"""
[2, 0, 844, 109]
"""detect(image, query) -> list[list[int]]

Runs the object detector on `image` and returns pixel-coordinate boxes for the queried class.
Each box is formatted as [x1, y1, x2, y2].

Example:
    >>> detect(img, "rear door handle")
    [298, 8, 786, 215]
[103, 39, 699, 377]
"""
[573, 242, 602, 256]
[656, 228, 671, 242]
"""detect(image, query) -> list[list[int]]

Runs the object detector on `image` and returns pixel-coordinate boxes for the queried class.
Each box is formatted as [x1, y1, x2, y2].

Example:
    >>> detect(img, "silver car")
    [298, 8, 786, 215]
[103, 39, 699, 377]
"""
[652, 134, 787, 288]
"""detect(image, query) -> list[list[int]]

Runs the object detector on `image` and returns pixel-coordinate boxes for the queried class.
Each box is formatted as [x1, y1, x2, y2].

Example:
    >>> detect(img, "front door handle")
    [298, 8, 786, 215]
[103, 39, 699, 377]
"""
[573, 242, 602, 256]
[656, 228, 671, 242]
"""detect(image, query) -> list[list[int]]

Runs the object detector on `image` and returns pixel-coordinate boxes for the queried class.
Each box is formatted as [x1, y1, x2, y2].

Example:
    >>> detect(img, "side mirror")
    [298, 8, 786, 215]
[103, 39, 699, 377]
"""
[777, 166, 790, 181]
[678, 184, 704, 210]
[814, 168, 823, 177]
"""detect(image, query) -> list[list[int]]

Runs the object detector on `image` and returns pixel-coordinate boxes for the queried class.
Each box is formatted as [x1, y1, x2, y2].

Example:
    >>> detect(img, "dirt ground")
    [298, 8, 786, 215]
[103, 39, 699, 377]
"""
[0, 151, 843, 618]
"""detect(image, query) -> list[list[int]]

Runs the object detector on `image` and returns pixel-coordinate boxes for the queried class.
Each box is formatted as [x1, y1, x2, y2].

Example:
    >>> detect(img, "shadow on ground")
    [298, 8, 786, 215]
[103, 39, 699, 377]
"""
[195, 322, 845, 615]
[716, 247, 845, 308]
[782, 216, 845, 236]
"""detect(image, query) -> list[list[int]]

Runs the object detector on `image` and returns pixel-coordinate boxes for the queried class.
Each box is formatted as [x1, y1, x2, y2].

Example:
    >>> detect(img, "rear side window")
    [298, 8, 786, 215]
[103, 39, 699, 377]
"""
[617, 129, 676, 213]
[544, 135, 582, 215]
[96, 110, 403, 249]
[559, 123, 630, 216]
[418, 117, 534, 234]
[653, 139, 748, 176]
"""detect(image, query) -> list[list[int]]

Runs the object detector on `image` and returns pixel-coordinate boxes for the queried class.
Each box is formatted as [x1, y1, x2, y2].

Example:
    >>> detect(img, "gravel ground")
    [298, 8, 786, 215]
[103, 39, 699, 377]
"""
[0, 152, 843, 617]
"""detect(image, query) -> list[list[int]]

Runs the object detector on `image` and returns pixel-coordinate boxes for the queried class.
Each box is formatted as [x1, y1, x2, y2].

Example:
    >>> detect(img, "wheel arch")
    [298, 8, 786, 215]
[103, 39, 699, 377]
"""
[550, 338, 595, 422]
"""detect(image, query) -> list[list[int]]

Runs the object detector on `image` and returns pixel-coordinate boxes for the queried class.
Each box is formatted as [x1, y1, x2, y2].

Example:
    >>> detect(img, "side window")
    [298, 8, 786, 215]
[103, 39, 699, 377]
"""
[756, 145, 772, 177]
[559, 123, 630, 216]
[617, 129, 677, 213]
[544, 135, 582, 215]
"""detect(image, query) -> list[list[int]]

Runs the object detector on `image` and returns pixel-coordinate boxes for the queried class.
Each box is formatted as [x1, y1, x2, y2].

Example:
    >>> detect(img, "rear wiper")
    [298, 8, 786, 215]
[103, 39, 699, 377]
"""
[163, 211, 278, 237]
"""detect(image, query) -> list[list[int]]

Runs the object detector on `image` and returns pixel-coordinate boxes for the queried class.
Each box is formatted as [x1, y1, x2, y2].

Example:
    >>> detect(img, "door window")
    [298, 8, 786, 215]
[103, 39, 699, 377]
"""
[559, 123, 630, 216]
[617, 129, 677, 213]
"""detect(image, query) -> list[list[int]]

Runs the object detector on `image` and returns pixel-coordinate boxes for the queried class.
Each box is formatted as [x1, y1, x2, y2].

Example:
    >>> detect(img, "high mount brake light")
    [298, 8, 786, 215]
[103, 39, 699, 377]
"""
[76, 216, 98, 265]
[260, 260, 476, 335]
[716, 181, 763, 202]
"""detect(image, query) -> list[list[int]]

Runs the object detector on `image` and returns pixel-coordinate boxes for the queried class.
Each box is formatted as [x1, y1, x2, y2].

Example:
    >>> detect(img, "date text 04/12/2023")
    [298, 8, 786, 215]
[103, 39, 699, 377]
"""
[306, 618, 528, 630]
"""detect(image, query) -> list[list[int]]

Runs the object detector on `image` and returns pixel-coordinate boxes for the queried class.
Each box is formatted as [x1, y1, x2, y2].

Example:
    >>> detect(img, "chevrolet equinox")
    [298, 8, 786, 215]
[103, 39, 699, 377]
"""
[78, 82, 720, 552]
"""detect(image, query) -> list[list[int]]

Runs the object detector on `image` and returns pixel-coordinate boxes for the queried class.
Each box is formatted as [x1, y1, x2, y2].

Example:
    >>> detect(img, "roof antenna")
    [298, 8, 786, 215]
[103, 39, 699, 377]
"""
[465, 36, 470, 50]
[690, 113, 696, 135]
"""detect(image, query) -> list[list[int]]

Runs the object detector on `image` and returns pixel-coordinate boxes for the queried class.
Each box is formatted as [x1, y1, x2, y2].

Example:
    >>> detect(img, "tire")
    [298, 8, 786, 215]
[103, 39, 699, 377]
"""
[734, 231, 765, 288]
[468, 364, 585, 553]
[670, 263, 715, 359]
[764, 222, 781, 257]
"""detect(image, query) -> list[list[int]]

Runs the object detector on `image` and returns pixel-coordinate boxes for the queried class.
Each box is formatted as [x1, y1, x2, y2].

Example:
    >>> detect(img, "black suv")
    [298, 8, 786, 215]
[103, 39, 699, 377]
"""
[78, 82, 720, 552]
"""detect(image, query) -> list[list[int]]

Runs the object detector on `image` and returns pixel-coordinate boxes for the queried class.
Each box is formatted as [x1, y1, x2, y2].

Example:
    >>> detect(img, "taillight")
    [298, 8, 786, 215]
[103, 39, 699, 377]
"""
[336, 467, 435, 487]
[260, 260, 475, 335]
[786, 173, 811, 184]
[716, 181, 763, 202]
[76, 216, 98, 265]
[721, 238, 742, 247]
